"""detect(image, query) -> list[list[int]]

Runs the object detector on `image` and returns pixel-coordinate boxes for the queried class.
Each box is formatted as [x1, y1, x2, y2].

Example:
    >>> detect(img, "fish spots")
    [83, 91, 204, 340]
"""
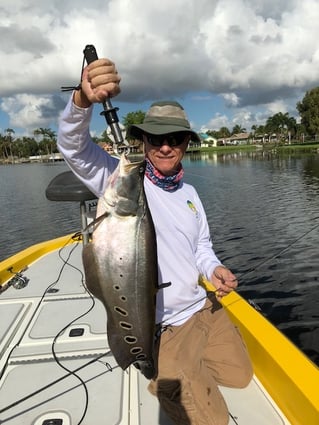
[120, 321, 133, 330]
[113, 286, 127, 301]
[113, 285, 147, 364]
[122, 332, 147, 362]
[122, 332, 147, 363]
[113, 285, 126, 301]
[132, 347, 144, 357]
[114, 306, 128, 316]
[124, 335, 138, 344]
[116, 307, 146, 360]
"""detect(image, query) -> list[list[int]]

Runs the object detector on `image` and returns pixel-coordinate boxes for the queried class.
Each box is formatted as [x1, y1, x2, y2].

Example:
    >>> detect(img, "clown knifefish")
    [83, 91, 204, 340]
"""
[82, 154, 158, 379]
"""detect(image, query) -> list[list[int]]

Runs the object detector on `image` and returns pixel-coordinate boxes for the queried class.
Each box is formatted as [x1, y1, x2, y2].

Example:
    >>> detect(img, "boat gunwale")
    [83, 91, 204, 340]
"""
[201, 278, 319, 425]
[0, 234, 78, 288]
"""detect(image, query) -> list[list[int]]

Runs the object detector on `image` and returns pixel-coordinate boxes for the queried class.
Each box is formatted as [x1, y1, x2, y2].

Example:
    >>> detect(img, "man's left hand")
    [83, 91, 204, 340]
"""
[210, 265, 238, 300]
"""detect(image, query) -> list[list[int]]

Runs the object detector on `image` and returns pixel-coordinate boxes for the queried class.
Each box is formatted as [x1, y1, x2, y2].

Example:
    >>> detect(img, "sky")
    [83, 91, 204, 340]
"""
[1, 0, 319, 138]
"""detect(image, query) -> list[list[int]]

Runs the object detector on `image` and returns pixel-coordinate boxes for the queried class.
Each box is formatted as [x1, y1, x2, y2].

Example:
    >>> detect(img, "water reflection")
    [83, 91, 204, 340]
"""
[185, 149, 291, 164]
[303, 155, 319, 183]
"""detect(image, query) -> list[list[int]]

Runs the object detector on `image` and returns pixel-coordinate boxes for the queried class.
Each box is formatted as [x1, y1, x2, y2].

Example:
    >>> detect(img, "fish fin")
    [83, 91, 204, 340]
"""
[133, 360, 156, 379]
[83, 211, 110, 234]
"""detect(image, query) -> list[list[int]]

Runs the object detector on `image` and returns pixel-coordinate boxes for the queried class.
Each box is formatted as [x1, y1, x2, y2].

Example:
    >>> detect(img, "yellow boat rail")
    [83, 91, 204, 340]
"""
[200, 276, 319, 425]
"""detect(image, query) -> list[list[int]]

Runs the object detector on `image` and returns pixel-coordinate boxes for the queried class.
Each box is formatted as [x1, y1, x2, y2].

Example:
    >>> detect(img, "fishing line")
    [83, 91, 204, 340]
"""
[0, 352, 113, 416]
[50, 233, 121, 425]
[157, 295, 208, 330]
[186, 170, 319, 284]
[0, 234, 80, 382]
[234, 217, 319, 283]
[155, 217, 319, 327]
[51, 241, 92, 425]
[0, 233, 111, 425]
[49, 235, 105, 425]
[228, 411, 240, 424]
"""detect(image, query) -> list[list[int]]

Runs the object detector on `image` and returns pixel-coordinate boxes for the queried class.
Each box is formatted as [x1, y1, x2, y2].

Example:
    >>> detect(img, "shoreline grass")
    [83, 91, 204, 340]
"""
[188, 142, 319, 153]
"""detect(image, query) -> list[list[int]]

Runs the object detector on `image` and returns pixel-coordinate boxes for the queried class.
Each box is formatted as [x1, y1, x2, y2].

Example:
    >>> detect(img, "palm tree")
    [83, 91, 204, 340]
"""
[231, 124, 246, 135]
[5, 128, 15, 163]
[33, 127, 57, 156]
[218, 127, 231, 138]
[265, 113, 297, 143]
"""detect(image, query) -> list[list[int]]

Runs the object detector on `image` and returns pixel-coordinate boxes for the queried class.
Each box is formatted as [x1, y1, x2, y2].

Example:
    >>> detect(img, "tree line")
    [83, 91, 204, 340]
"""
[0, 127, 57, 163]
[207, 87, 319, 142]
[1, 87, 319, 161]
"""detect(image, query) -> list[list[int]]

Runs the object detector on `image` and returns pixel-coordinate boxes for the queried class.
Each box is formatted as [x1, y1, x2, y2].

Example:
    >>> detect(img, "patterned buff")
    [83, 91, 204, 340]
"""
[145, 158, 184, 192]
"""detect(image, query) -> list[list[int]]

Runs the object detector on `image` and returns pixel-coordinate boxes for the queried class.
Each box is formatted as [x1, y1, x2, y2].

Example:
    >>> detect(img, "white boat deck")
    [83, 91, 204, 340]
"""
[0, 242, 291, 424]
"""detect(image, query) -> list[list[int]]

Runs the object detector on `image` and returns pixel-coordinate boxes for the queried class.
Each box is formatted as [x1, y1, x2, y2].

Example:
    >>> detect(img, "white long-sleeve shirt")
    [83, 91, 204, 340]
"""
[58, 97, 221, 325]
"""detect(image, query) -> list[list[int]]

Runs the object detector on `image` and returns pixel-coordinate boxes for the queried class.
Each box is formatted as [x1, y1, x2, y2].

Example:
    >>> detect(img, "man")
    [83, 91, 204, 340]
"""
[58, 58, 253, 425]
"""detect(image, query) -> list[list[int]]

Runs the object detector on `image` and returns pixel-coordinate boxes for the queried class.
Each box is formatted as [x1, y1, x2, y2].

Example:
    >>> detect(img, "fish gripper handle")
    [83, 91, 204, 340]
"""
[83, 44, 124, 144]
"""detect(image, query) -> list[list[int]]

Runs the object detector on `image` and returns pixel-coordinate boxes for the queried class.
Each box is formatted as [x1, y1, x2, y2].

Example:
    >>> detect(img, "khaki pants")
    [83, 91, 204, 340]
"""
[148, 298, 253, 425]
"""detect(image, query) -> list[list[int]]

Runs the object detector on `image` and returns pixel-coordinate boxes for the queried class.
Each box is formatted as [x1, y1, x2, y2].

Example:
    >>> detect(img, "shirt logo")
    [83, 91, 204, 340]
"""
[187, 200, 199, 218]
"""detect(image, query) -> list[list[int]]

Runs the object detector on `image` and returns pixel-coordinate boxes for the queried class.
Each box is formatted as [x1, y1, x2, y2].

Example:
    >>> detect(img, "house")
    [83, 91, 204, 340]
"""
[218, 133, 251, 145]
[199, 133, 218, 147]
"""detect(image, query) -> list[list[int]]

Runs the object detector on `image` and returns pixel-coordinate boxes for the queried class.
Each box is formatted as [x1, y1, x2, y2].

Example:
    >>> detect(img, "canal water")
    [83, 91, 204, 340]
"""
[0, 151, 318, 365]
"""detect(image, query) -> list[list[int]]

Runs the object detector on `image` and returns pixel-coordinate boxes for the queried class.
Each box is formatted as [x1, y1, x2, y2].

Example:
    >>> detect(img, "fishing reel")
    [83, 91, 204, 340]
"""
[7, 267, 29, 290]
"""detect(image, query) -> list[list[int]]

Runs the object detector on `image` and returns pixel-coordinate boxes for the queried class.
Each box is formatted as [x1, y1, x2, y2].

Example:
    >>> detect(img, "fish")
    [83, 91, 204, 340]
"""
[82, 154, 158, 379]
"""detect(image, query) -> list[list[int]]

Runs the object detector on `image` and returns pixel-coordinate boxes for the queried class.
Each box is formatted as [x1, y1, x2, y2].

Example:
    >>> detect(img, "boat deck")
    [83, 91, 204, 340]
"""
[0, 240, 293, 424]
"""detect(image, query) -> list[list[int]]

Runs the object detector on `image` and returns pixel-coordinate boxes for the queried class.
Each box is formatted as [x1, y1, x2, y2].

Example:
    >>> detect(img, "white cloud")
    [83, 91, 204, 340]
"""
[0, 0, 319, 134]
[265, 100, 289, 115]
[1, 94, 65, 134]
[221, 93, 240, 107]
[205, 113, 230, 131]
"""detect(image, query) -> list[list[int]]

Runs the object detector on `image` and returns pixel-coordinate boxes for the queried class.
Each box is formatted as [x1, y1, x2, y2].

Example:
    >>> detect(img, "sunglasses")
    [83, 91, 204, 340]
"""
[145, 132, 190, 147]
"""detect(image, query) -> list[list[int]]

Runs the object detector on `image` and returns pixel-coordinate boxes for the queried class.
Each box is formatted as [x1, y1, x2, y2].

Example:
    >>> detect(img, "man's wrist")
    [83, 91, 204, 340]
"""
[73, 89, 92, 108]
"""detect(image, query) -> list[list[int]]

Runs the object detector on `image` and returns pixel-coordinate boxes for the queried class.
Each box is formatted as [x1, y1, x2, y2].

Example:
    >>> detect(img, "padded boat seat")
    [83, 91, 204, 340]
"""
[46, 171, 96, 202]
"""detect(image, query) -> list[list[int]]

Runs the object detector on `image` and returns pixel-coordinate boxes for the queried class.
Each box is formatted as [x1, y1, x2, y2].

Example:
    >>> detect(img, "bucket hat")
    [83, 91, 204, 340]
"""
[127, 100, 200, 142]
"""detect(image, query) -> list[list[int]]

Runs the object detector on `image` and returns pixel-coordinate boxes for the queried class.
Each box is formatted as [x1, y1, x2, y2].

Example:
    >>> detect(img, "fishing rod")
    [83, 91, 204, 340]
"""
[83, 44, 127, 153]
[230, 216, 319, 285]
[186, 171, 319, 283]
[158, 216, 319, 326]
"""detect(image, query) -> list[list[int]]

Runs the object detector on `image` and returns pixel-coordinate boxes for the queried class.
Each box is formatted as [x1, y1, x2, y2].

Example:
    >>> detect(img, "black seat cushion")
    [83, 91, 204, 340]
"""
[46, 171, 97, 202]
